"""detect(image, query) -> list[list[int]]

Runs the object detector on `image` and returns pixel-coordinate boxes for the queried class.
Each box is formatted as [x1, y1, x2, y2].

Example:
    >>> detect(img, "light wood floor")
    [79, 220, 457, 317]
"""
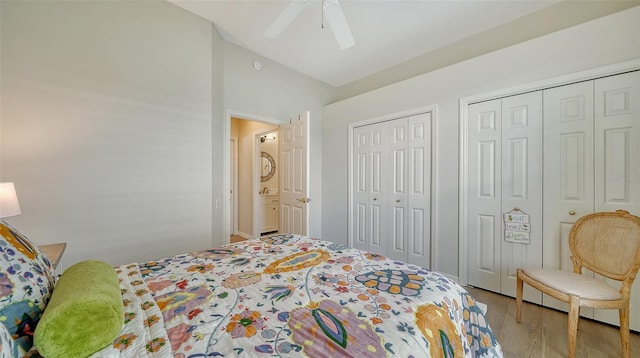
[466, 286, 640, 357]
[230, 233, 275, 243]
[230, 235, 246, 243]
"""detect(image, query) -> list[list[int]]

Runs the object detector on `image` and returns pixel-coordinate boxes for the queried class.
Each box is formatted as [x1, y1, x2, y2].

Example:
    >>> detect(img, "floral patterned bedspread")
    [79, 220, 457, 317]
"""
[92, 235, 503, 357]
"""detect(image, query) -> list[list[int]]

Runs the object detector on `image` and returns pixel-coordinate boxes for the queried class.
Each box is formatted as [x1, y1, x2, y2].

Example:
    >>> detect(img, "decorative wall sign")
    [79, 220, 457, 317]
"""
[503, 208, 530, 244]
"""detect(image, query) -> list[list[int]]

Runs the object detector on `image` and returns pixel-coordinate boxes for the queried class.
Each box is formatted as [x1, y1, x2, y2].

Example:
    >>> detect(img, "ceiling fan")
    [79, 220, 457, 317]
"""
[265, 0, 355, 50]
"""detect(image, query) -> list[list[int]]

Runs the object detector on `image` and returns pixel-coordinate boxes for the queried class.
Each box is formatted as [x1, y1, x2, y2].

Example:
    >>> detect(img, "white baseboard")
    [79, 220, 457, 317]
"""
[236, 232, 252, 240]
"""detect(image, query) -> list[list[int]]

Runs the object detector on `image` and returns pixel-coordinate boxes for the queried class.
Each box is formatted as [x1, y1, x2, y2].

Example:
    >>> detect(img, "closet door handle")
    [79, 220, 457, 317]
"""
[396, 199, 400, 203]
[569, 210, 576, 216]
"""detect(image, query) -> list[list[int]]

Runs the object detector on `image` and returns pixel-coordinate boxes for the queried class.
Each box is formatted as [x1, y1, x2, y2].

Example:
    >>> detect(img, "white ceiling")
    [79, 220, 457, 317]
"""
[166, 1, 596, 88]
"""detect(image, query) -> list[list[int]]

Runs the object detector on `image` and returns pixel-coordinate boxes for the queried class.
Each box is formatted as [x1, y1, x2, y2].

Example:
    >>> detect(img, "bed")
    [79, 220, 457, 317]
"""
[1, 228, 503, 357]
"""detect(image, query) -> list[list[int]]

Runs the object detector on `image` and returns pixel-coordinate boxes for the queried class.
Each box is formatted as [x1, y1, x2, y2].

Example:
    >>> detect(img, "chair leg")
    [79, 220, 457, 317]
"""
[568, 295, 580, 358]
[620, 306, 630, 358]
[516, 269, 523, 323]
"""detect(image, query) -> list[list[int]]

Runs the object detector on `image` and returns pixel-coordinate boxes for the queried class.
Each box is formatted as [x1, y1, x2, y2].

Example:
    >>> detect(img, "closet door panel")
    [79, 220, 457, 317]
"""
[542, 81, 595, 314]
[388, 118, 408, 261]
[593, 71, 640, 330]
[407, 113, 432, 266]
[353, 127, 370, 251]
[500, 92, 542, 302]
[368, 123, 388, 255]
[595, 71, 639, 212]
[352, 123, 388, 254]
[468, 99, 502, 292]
[542, 81, 594, 264]
[390, 206, 405, 256]
[602, 129, 631, 202]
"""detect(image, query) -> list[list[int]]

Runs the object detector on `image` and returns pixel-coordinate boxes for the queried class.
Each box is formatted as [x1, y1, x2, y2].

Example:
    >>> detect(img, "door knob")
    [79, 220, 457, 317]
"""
[296, 197, 311, 203]
[569, 210, 576, 216]
[373, 198, 377, 201]
[396, 199, 400, 203]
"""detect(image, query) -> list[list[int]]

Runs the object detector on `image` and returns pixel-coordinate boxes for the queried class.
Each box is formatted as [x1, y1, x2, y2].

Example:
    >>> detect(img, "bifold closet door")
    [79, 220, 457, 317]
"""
[468, 99, 503, 293]
[406, 113, 432, 266]
[542, 80, 596, 316]
[543, 71, 640, 330]
[353, 114, 432, 267]
[387, 114, 432, 265]
[353, 122, 388, 255]
[387, 117, 409, 261]
[592, 71, 640, 329]
[467, 92, 543, 303]
[499, 93, 543, 301]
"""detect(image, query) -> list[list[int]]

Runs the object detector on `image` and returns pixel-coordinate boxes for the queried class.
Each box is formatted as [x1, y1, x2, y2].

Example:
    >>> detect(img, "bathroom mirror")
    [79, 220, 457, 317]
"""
[260, 151, 275, 182]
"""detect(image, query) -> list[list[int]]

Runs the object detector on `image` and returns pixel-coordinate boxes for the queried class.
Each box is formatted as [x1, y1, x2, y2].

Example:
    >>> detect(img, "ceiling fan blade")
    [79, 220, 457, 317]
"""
[323, 0, 355, 49]
[265, 0, 310, 39]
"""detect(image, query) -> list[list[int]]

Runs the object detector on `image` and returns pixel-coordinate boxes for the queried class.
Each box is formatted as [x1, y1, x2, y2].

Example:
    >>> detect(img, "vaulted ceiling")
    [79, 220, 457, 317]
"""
[168, 0, 638, 92]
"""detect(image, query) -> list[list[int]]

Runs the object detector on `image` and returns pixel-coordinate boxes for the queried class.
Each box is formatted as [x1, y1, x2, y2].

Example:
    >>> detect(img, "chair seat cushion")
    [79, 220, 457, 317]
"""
[522, 268, 622, 300]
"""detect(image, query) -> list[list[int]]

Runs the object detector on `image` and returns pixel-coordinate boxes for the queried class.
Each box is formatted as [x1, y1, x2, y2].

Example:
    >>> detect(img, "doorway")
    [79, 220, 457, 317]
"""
[257, 128, 280, 237]
[228, 116, 278, 242]
[224, 110, 311, 244]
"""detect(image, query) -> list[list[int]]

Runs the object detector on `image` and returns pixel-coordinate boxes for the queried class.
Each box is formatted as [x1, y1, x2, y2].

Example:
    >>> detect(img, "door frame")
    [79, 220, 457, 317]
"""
[458, 59, 640, 286]
[347, 104, 437, 269]
[224, 110, 280, 244]
[230, 136, 238, 236]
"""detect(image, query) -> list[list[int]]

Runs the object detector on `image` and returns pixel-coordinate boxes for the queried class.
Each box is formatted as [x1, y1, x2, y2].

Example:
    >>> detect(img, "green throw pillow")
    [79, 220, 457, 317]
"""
[33, 260, 124, 358]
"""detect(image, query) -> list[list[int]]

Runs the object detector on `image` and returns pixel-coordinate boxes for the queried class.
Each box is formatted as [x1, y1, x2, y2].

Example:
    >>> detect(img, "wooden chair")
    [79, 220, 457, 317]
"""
[516, 210, 640, 358]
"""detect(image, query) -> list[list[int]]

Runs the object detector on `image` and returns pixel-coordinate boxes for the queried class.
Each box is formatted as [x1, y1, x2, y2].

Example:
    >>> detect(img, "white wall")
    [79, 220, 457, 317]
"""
[210, 8, 226, 249]
[223, 42, 336, 237]
[0, 0, 220, 266]
[322, 7, 640, 279]
[0, 0, 336, 268]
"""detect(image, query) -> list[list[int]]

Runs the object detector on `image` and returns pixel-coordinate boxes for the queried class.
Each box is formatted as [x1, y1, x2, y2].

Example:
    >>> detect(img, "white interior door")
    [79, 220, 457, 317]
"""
[592, 71, 640, 329]
[542, 71, 639, 329]
[594, 71, 639, 214]
[406, 113, 432, 267]
[279, 111, 310, 235]
[500, 92, 543, 302]
[467, 99, 503, 293]
[467, 92, 543, 301]
[543, 80, 595, 315]
[353, 125, 370, 251]
[353, 121, 388, 254]
[352, 113, 432, 267]
[387, 117, 408, 261]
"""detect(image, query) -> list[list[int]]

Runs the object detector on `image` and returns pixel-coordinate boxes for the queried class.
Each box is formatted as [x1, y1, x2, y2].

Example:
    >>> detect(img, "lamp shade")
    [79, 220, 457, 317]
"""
[0, 182, 22, 218]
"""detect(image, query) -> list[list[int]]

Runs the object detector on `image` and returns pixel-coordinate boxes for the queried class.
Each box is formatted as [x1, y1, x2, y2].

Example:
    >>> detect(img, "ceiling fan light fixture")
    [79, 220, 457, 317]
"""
[264, 0, 355, 50]
[323, 0, 355, 49]
[264, 0, 310, 39]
